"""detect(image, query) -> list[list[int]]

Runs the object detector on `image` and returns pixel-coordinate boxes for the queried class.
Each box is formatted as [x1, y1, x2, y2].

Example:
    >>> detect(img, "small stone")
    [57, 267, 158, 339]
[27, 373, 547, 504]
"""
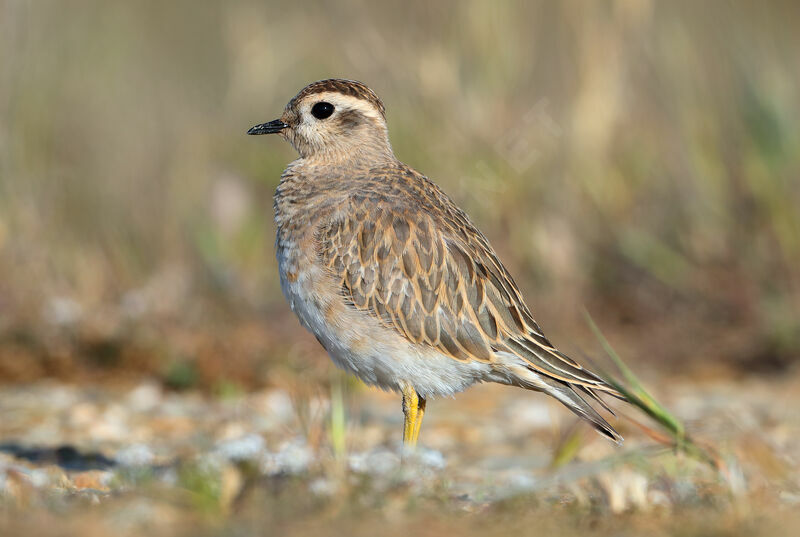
[115, 444, 155, 467]
[507, 473, 536, 492]
[415, 447, 446, 470]
[72, 470, 112, 491]
[69, 402, 98, 427]
[309, 477, 338, 496]
[29, 466, 68, 489]
[258, 389, 294, 424]
[596, 468, 649, 513]
[349, 448, 400, 476]
[262, 438, 313, 475]
[126, 383, 163, 412]
[215, 434, 265, 462]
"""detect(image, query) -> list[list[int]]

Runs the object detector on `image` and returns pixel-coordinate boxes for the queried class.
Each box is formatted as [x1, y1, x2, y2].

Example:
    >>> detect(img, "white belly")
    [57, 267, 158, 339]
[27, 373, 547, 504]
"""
[276, 243, 490, 398]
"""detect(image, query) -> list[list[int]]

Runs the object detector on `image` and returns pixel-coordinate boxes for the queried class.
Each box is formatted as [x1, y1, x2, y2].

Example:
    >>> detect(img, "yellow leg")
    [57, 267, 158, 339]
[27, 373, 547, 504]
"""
[411, 395, 426, 445]
[402, 384, 426, 448]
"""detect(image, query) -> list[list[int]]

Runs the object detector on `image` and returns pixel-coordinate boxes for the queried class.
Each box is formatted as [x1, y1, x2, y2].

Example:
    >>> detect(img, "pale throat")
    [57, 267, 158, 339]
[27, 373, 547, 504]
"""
[302, 128, 394, 165]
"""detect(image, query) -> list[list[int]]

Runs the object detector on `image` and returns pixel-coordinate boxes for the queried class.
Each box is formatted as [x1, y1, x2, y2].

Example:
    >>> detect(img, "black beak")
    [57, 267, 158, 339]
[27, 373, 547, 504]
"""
[247, 119, 288, 135]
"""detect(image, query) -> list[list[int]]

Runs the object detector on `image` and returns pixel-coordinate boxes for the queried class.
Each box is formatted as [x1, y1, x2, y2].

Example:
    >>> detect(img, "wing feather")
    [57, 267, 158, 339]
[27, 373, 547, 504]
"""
[316, 184, 621, 398]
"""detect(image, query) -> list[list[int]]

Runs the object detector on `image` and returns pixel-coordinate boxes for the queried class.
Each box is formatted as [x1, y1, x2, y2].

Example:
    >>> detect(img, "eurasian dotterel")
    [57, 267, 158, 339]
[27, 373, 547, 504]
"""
[248, 79, 625, 448]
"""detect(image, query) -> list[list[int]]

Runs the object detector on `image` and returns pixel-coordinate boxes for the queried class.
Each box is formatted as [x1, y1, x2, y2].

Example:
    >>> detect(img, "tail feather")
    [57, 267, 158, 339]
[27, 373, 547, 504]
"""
[546, 380, 623, 444]
[499, 357, 623, 444]
[579, 385, 617, 417]
[498, 338, 625, 399]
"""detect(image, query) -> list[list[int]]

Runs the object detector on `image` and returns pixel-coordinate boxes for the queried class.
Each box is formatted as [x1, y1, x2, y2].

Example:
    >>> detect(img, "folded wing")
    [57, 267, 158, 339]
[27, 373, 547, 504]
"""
[316, 189, 622, 400]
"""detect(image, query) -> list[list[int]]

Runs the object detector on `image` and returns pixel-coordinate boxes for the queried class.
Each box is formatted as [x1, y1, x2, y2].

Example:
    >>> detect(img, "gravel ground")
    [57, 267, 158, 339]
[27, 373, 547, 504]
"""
[1, 372, 799, 536]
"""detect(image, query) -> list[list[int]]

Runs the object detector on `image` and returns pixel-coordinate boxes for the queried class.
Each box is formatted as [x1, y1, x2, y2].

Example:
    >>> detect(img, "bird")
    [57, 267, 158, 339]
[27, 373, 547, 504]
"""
[248, 79, 625, 449]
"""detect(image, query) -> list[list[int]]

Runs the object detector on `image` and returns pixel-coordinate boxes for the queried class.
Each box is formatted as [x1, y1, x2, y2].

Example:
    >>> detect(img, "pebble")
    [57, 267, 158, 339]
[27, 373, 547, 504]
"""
[349, 448, 400, 476]
[214, 433, 265, 461]
[72, 470, 113, 491]
[261, 438, 313, 475]
[115, 444, 155, 467]
[126, 383, 163, 412]
[0, 377, 797, 515]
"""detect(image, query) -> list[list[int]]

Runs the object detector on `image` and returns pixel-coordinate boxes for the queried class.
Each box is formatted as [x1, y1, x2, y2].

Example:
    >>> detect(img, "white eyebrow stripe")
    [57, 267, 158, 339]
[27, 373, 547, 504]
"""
[302, 92, 384, 121]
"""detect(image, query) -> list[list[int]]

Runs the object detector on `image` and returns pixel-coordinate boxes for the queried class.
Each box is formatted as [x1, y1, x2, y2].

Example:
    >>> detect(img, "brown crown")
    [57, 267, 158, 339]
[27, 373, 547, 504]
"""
[289, 79, 386, 118]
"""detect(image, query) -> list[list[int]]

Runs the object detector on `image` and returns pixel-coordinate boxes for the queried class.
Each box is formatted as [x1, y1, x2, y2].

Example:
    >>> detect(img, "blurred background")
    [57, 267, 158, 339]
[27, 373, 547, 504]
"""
[2, 1, 800, 534]
[2, 0, 798, 390]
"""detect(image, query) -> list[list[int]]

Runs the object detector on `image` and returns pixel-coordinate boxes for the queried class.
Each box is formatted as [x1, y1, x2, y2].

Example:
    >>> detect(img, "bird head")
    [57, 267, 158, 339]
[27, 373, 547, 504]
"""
[248, 79, 392, 162]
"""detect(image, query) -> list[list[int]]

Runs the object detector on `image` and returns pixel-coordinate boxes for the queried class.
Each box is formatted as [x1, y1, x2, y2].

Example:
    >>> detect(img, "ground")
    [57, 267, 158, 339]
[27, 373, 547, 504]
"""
[1, 368, 799, 536]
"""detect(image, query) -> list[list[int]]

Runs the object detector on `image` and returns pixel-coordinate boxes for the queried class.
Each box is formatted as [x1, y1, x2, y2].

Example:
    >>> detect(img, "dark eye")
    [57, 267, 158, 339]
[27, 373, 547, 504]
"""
[311, 101, 334, 120]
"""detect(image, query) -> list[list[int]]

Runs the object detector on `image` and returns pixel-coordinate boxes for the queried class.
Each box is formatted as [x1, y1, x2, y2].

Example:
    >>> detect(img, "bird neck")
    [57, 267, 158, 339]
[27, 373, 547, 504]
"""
[309, 142, 395, 167]
[299, 122, 395, 166]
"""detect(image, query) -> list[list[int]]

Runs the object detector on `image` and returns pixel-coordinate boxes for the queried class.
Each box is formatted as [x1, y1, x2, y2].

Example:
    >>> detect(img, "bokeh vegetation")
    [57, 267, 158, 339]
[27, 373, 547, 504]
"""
[2, 0, 799, 385]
